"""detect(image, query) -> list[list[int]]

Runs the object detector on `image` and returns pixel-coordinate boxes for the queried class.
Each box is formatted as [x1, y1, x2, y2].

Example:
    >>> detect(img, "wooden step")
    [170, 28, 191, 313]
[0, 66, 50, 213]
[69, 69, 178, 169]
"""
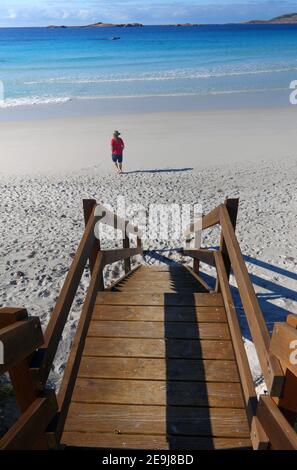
[64, 402, 250, 437]
[96, 293, 224, 307]
[62, 432, 252, 450]
[83, 337, 235, 360]
[72, 378, 245, 408]
[87, 320, 230, 340]
[78, 357, 240, 382]
[92, 305, 227, 323]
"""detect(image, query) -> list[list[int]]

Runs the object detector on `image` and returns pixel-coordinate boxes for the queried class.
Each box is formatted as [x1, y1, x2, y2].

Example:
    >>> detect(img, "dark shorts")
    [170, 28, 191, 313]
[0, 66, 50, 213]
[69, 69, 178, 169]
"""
[112, 154, 123, 163]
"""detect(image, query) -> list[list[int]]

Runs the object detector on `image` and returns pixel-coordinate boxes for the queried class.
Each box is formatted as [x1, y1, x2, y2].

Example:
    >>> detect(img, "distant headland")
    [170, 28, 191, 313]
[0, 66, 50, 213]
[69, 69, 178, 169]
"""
[47, 22, 144, 29]
[245, 13, 297, 24]
[46, 22, 200, 29]
[46, 14, 297, 29]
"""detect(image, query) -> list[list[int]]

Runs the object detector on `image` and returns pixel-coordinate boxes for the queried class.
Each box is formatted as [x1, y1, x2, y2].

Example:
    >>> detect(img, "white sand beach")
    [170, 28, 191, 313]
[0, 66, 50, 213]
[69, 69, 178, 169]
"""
[0, 106, 297, 432]
[0, 106, 297, 175]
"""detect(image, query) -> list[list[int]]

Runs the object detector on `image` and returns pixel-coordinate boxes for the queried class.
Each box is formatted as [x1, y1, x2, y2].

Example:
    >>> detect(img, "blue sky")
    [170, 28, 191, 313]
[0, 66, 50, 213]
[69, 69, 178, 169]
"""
[1, 0, 297, 27]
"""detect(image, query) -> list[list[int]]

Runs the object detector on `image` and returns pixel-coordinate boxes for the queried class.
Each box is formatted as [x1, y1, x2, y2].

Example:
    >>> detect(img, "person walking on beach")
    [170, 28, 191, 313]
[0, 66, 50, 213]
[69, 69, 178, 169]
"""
[111, 130, 125, 174]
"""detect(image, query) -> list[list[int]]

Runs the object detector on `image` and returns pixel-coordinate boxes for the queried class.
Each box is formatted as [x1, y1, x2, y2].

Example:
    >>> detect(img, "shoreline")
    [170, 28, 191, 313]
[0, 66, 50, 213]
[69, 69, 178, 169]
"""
[0, 88, 292, 122]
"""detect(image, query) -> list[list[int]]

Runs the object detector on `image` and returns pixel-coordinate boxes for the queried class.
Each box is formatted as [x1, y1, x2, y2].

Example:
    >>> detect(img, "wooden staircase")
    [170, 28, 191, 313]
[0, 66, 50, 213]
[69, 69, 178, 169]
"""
[61, 264, 251, 450]
[1, 199, 297, 451]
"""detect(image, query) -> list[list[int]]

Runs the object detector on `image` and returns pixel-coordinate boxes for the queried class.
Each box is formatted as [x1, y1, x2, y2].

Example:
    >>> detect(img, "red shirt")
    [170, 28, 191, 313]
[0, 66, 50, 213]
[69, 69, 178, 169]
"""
[111, 137, 124, 155]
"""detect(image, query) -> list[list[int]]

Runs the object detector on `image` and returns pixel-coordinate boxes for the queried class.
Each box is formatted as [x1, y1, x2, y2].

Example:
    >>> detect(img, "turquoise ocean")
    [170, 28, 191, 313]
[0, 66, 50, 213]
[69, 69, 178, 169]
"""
[1, 24, 297, 112]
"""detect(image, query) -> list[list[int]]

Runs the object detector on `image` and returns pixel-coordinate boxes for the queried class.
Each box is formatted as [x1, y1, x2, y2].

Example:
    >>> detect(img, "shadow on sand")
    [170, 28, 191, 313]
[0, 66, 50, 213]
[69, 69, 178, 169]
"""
[123, 167, 193, 175]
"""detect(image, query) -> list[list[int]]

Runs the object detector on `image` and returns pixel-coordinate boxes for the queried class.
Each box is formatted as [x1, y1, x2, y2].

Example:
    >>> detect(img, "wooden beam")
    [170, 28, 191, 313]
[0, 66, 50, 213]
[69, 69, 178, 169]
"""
[41, 204, 98, 383]
[102, 247, 143, 266]
[270, 322, 297, 377]
[287, 314, 297, 329]
[216, 198, 238, 292]
[123, 236, 131, 274]
[183, 249, 216, 267]
[257, 395, 297, 450]
[0, 391, 58, 450]
[0, 307, 28, 328]
[48, 252, 105, 447]
[83, 199, 101, 277]
[220, 198, 239, 278]
[219, 204, 284, 396]
[214, 252, 269, 449]
[0, 318, 43, 376]
[0, 308, 42, 412]
[184, 205, 221, 237]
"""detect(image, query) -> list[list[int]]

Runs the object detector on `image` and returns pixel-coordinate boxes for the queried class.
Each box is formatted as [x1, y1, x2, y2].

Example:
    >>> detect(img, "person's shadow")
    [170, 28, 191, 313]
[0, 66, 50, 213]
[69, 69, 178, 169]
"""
[123, 167, 193, 175]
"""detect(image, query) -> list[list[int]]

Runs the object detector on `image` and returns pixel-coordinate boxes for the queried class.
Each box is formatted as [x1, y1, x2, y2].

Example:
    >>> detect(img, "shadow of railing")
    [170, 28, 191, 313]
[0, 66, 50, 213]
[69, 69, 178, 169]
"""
[198, 252, 297, 339]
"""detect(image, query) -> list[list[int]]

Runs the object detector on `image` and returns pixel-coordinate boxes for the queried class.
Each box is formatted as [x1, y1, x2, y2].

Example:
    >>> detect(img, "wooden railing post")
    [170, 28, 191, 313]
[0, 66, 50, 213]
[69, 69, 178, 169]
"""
[216, 198, 239, 292]
[0, 308, 41, 413]
[270, 315, 297, 427]
[83, 199, 100, 274]
[123, 235, 131, 274]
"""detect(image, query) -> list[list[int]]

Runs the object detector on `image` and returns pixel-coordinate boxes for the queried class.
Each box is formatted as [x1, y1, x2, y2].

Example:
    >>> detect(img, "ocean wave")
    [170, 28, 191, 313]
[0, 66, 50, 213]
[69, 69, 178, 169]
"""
[0, 96, 72, 108]
[0, 86, 287, 108]
[23, 65, 297, 86]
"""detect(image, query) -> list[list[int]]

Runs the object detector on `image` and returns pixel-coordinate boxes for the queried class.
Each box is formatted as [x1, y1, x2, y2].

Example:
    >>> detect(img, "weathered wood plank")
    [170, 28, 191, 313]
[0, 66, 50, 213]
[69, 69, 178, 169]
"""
[115, 287, 205, 294]
[92, 305, 227, 323]
[83, 337, 235, 360]
[103, 247, 143, 266]
[219, 204, 284, 396]
[214, 251, 269, 449]
[0, 308, 40, 413]
[83, 199, 102, 277]
[0, 307, 28, 328]
[41, 203, 100, 383]
[72, 378, 245, 408]
[78, 357, 239, 382]
[53, 252, 105, 446]
[0, 318, 43, 375]
[95, 292, 224, 306]
[0, 392, 57, 450]
[184, 205, 221, 236]
[123, 236, 131, 274]
[257, 395, 297, 450]
[270, 322, 297, 377]
[183, 249, 216, 267]
[87, 320, 230, 340]
[62, 432, 251, 450]
[64, 402, 250, 437]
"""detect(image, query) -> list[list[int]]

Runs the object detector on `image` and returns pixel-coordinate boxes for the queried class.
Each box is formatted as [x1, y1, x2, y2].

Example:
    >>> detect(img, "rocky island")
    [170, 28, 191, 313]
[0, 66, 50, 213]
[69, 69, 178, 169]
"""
[47, 22, 143, 28]
[246, 13, 297, 24]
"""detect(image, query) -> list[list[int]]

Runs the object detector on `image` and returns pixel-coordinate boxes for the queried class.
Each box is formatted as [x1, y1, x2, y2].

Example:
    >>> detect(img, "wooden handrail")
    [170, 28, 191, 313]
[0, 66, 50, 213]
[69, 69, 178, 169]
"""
[183, 248, 216, 267]
[0, 391, 57, 450]
[48, 251, 105, 447]
[102, 246, 143, 266]
[39, 205, 99, 384]
[184, 205, 221, 236]
[257, 395, 297, 450]
[214, 251, 269, 449]
[219, 204, 284, 396]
